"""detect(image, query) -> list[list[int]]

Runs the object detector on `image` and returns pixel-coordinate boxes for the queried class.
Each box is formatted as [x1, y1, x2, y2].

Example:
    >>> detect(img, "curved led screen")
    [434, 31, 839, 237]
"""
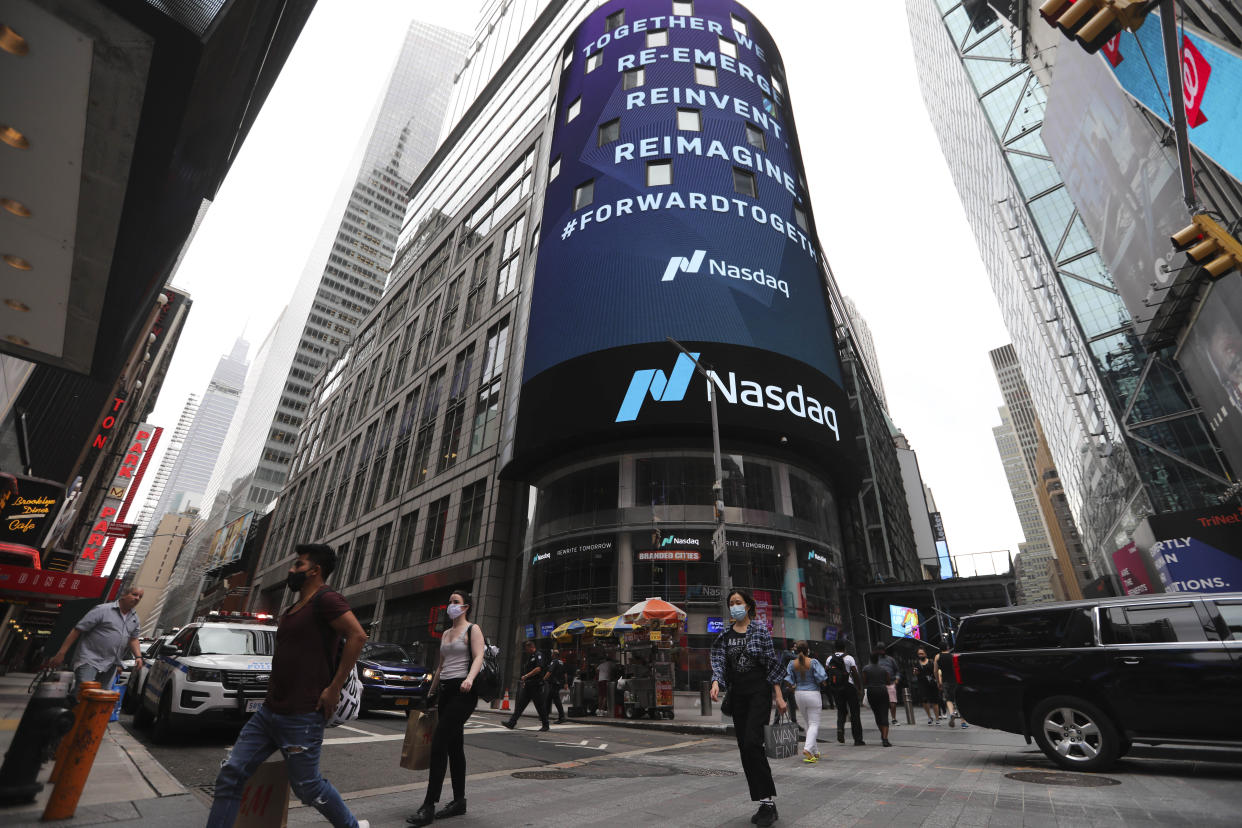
[514, 0, 853, 477]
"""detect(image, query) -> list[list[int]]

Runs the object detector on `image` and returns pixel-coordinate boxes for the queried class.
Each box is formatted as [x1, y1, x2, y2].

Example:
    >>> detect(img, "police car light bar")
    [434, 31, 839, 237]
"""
[205, 611, 274, 622]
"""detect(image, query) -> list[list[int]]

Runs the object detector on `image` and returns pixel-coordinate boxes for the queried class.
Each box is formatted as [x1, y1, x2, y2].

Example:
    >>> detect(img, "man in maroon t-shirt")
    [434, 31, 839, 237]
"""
[207, 544, 369, 828]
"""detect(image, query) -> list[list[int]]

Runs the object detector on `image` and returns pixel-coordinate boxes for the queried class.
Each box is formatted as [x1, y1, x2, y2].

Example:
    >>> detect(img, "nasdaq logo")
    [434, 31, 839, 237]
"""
[662, 250, 706, 282]
[615, 352, 699, 422]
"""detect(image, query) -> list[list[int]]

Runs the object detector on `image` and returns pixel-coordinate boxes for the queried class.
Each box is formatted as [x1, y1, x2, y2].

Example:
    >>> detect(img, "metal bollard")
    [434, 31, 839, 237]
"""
[42, 689, 120, 821]
[699, 681, 713, 716]
[605, 682, 617, 717]
[48, 681, 101, 785]
[903, 688, 916, 725]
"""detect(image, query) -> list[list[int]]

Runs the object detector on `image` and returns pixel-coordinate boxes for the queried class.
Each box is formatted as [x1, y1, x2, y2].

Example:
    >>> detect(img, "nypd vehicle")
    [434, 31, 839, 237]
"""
[134, 611, 277, 742]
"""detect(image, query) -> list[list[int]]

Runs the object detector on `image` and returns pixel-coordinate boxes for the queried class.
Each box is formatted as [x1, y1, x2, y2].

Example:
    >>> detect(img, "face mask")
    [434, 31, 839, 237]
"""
[286, 570, 308, 592]
[446, 604, 466, 620]
[729, 604, 748, 621]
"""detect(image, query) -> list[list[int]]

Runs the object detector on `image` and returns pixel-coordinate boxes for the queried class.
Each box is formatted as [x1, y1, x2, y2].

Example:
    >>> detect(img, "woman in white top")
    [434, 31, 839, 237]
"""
[407, 591, 484, 827]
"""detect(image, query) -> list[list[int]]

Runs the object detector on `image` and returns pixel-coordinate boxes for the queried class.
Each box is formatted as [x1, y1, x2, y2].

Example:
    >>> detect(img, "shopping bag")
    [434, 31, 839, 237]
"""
[763, 713, 799, 759]
[400, 708, 438, 771]
[233, 758, 290, 828]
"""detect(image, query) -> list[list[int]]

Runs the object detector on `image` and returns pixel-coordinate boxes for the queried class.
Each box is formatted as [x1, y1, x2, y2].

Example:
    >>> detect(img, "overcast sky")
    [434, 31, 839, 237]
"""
[120, 1, 1020, 578]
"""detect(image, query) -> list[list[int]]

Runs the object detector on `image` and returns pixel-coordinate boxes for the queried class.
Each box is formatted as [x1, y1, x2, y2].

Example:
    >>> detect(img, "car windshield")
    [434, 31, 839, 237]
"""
[364, 645, 416, 664]
[191, 627, 275, 656]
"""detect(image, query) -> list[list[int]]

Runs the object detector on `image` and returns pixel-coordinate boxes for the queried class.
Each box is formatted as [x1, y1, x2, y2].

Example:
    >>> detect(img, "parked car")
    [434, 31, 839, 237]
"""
[135, 612, 276, 742]
[355, 642, 430, 715]
[120, 636, 172, 713]
[953, 592, 1242, 771]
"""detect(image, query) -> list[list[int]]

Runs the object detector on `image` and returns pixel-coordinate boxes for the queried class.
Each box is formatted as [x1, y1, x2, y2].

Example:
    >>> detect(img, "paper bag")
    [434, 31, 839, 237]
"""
[400, 708, 438, 771]
[233, 758, 290, 828]
[763, 714, 799, 760]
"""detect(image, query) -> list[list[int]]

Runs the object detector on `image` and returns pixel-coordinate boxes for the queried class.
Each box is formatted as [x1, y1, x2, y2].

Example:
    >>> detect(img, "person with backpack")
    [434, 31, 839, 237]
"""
[825, 641, 865, 746]
[936, 641, 968, 729]
[207, 544, 370, 828]
[406, 590, 486, 826]
[784, 641, 827, 762]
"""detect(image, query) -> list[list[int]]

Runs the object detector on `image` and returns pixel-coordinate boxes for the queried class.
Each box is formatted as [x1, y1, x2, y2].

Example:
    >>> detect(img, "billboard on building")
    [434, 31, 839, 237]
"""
[1111, 541, 1157, 596]
[1178, 284, 1242, 477]
[1042, 39, 1187, 328]
[513, 0, 853, 479]
[79, 424, 158, 568]
[208, 511, 254, 570]
[1135, 504, 1242, 594]
[0, 475, 64, 549]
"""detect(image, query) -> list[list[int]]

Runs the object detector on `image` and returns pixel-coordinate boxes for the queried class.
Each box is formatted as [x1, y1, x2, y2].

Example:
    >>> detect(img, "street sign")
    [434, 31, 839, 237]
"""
[711, 525, 726, 561]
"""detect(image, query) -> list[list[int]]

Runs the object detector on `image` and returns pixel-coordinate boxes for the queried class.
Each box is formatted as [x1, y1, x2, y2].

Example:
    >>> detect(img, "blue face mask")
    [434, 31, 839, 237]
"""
[729, 604, 748, 621]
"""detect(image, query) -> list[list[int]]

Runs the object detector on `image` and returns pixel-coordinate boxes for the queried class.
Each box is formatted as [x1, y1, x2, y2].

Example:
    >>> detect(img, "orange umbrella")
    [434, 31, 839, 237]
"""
[621, 597, 687, 627]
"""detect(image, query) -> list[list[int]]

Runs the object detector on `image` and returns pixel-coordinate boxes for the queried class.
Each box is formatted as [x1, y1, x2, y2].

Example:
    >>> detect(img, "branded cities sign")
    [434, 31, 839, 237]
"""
[513, 0, 853, 479]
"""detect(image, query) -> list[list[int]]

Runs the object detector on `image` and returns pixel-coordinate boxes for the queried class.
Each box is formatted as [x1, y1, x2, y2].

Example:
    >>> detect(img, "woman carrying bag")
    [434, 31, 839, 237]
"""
[709, 589, 787, 827]
[407, 591, 484, 827]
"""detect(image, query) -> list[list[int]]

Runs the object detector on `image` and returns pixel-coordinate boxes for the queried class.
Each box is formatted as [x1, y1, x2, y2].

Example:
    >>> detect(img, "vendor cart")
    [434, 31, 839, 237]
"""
[618, 644, 675, 719]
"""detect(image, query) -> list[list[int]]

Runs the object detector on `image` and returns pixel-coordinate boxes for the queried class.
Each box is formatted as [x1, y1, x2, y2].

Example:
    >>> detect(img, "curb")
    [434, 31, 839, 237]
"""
[473, 706, 734, 737]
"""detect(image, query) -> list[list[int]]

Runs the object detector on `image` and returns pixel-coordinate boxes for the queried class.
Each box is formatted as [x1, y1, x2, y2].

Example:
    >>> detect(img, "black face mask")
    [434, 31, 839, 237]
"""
[286, 570, 308, 592]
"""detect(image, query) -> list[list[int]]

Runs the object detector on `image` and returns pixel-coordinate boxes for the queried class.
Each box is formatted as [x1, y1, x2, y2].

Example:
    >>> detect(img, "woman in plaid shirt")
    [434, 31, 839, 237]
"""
[709, 589, 787, 827]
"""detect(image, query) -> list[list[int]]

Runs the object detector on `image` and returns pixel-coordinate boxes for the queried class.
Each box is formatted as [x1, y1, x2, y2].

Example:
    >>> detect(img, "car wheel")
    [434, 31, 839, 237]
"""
[1030, 695, 1120, 772]
[151, 691, 175, 744]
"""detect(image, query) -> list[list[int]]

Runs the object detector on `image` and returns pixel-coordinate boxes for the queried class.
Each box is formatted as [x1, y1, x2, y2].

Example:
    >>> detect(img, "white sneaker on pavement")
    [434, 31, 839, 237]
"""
[358, 821, 370, 828]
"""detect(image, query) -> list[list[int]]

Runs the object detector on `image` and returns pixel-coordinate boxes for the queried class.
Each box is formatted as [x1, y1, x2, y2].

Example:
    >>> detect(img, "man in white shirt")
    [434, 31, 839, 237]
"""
[825, 642, 864, 746]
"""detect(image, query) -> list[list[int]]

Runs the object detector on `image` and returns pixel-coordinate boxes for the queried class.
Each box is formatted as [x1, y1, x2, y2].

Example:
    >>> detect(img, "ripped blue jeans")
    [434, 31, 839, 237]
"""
[207, 705, 358, 828]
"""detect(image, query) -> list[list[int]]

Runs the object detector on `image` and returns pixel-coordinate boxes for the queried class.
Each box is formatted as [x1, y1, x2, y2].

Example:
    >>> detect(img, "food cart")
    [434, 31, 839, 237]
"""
[616, 598, 687, 720]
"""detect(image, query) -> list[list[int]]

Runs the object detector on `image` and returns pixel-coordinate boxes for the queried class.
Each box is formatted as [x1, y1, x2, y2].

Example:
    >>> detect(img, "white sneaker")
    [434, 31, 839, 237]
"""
[358, 821, 370, 828]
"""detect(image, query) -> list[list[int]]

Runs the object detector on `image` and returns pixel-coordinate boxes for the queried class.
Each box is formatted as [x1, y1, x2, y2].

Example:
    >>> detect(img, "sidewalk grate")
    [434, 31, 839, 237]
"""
[1004, 771, 1120, 787]
[511, 770, 579, 780]
[680, 768, 738, 776]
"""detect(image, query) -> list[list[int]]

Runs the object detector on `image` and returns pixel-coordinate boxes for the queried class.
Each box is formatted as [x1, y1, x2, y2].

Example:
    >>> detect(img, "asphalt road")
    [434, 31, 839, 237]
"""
[119, 707, 700, 797]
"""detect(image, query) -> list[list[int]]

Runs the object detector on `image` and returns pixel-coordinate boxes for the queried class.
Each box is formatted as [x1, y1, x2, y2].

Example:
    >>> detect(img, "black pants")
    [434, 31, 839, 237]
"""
[505, 681, 547, 726]
[865, 687, 888, 733]
[835, 687, 863, 743]
[424, 678, 477, 806]
[728, 687, 777, 802]
[545, 683, 565, 720]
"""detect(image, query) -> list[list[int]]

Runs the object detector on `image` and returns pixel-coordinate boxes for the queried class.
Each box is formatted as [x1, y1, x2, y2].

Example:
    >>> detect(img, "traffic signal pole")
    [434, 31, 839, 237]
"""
[1156, 0, 1197, 210]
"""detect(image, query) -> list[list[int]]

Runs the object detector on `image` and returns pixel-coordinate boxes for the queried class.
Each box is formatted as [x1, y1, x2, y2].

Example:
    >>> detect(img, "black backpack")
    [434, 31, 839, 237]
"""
[470, 624, 501, 702]
[825, 654, 850, 691]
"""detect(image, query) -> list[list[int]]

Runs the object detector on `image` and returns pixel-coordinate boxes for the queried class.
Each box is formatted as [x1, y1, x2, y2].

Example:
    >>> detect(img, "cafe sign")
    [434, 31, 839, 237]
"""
[0, 475, 64, 547]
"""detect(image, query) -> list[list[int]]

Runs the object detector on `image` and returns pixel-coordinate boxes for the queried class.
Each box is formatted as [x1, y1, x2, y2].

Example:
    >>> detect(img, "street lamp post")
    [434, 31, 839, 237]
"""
[665, 337, 728, 596]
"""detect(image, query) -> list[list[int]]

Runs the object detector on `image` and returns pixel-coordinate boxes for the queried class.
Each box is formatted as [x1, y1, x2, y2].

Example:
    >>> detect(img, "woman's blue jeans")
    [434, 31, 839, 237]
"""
[207, 705, 358, 828]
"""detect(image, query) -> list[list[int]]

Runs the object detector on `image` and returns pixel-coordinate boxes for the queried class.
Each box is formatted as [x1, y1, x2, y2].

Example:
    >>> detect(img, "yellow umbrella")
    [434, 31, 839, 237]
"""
[551, 617, 599, 642]
[593, 615, 636, 637]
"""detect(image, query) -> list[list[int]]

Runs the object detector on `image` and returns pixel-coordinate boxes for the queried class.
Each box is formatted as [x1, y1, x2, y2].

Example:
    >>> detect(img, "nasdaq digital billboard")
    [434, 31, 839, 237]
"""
[515, 0, 851, 477]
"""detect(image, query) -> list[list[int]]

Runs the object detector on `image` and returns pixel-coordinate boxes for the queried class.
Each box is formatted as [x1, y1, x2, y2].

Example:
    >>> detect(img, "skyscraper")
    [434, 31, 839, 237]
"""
[246, 0, 920, 680]
[202, 21, 470, 525]
[120, 339, 249, 578]
[993, 404, 1057, 602]
[907, 0, 1231, 582]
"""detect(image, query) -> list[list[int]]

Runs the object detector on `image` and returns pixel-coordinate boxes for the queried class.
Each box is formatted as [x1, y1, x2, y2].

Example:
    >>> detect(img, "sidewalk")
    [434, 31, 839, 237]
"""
[1, 672, 198, 827]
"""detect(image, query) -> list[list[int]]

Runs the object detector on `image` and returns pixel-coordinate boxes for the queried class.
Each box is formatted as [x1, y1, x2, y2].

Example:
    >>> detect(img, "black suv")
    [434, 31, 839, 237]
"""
[953, 592, 1242, 771]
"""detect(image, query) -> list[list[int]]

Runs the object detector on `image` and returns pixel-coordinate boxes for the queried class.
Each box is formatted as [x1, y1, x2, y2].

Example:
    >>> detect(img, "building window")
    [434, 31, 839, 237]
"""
[561, 43, 573, 71]
[731, 13, 748, 36]
[566, 97, 581, 123]
[676, 108, 701, 131]
[347, 533, 369, 585]
[462, 245, 492, 329]
[456, 480, 487, 550]
[647, 29, 668, 48]
[573, 180, 594, 210]
[646, 160, 673, 187]
[470, 317, 509, 455]
[495, 216, 525, 300]
[392, 510, 418, 571]
[745, 123, 766, 151]
[437, 344, 475, 474]
[586, 52, 602, 73]
[718, 37, 737, 58]
[673, 1, 694, 16]
[606, 10, 625, 32]
[794, 206, 808, 231]
[772, 75, 783, 96]
[694, 65, 716, 87]
[733, 167, 757, 197]
[623, 67, 645, 89]
[422, 496, 451, 561]
[409, 368, 444, 487]
[598, 118, 621, 147]
[549, 156, 560, 182]
[368, 522, 392, 580]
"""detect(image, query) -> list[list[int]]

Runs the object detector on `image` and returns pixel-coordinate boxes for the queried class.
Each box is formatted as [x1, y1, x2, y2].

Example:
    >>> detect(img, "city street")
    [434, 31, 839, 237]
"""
[115, 707, 1242, 826]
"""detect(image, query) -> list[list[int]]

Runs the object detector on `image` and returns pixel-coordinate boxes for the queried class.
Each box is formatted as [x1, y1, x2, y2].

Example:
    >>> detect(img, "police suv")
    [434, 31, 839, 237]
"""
[134, 611, 277, 742]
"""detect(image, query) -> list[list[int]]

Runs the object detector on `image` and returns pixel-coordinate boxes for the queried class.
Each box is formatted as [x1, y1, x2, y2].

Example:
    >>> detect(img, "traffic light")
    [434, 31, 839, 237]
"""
[1038, 0, 1152, 54]
[1170, 215, 1242, 279]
